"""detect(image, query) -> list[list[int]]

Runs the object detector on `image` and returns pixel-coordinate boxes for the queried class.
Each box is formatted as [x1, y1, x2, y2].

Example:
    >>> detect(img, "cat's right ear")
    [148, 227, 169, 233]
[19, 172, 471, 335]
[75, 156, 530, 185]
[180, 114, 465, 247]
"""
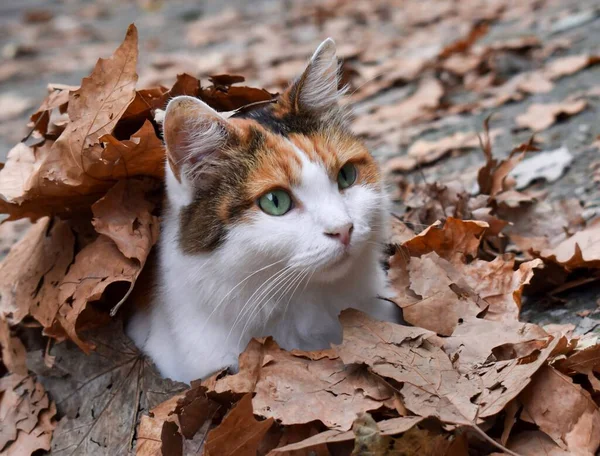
[163, 96, 234, 183]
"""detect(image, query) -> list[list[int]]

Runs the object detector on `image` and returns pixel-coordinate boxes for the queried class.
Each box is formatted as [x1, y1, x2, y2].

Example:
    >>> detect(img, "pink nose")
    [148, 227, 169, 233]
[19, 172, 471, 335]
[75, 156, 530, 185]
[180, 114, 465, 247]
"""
[324, 223, 354, 246]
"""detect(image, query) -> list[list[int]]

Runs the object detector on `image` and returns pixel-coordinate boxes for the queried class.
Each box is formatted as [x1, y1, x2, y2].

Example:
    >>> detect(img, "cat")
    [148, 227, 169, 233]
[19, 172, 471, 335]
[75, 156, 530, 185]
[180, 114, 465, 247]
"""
[127, 38, 401, 383]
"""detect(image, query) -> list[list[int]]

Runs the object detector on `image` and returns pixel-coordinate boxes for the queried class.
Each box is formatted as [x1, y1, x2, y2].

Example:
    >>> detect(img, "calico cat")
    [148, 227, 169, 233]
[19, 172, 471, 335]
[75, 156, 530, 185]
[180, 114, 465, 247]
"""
[127, 38, 401, 383]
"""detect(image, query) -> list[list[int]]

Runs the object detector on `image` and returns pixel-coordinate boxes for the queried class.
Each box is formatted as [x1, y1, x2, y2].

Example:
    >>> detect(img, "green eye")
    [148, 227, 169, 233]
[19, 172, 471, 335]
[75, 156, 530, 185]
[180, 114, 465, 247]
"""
[337, 163, 357, 189]
[258, 190, 292, 216]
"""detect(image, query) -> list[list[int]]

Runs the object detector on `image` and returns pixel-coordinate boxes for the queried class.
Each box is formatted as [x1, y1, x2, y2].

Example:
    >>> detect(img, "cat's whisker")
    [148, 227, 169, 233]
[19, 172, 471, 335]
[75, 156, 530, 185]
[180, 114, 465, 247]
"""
[227, 266, 294, 342]
[280, 268, 314, 327]
[200, 258, 287, 332]
[259, 267, 309, 336]
[234, 265, 302, 336]
[239, 267, 304, 346]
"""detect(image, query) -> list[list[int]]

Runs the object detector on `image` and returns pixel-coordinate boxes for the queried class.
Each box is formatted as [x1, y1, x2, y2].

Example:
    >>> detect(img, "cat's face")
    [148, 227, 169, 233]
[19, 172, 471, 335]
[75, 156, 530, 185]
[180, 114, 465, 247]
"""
[163, 39, 387, 282]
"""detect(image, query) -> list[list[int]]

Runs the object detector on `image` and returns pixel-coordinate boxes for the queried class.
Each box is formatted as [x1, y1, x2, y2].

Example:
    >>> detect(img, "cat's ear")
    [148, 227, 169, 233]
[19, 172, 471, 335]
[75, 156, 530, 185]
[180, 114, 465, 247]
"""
[289, 38, 345, 114]
[163, 96, 234, 182]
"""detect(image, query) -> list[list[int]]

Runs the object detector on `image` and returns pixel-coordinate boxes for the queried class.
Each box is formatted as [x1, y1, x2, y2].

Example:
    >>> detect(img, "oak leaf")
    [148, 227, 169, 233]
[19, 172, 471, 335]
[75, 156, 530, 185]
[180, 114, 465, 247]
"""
[203, 394, 273, 456]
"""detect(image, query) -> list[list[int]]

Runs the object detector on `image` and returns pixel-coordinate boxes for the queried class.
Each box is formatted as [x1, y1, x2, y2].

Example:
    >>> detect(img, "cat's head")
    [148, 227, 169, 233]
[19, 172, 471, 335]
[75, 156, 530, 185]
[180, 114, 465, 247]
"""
[163, 38, 387, 282]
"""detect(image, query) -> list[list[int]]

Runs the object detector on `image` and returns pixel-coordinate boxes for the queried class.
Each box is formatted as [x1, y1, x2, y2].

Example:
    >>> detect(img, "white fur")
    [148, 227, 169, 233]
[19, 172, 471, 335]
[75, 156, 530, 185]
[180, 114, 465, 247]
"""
[127, 143, 399, 383]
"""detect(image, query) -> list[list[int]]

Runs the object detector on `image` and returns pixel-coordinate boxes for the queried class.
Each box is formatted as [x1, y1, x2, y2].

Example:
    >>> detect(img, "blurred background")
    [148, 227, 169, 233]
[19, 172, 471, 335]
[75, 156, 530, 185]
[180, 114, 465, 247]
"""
[0, 0, 599, 204]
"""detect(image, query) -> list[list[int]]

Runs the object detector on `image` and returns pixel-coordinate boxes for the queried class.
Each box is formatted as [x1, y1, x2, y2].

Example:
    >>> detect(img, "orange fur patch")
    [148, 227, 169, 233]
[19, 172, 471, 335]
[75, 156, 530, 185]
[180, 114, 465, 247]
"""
[289, 132, 380, 186]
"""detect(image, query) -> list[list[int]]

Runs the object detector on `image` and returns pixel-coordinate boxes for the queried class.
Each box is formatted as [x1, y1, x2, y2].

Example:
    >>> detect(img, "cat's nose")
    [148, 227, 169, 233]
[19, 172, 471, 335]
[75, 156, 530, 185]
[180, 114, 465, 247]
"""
[324, 223, 354, 246]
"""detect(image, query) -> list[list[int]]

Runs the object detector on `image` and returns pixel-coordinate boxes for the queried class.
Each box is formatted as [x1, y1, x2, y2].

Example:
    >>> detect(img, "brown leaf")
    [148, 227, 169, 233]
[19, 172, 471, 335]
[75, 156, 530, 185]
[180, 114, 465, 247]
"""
[554, 343, 600, 392]
[0, 317, 27, 375]
[28, 320, 186, 456]
[0, 25, 140, 220]
[0, 374, 56, 454]
[541, 217, 600, 269]
[91, 178, 160, 263]
[439, 22, 489, 59]
[0, 217, 75, 329]
[204, 394, 273, 456]
[136, 394, 183, 456]
[402, 252, 484, 336]
[272, 416, 424, 453]
[200, 85, 276, 112]
[443, 317, 549, 372]
[449, 256, 543, 321]
[402, 217, 488, 263]
[543, 54, 600, 79]
[98, 120, 166, 182]
[520, 366, 600, 454]
[405, 129, 501, 168]
[498, 431, 570, 455]
[516, 99, 587, 131]
[50, 179, 159, 350]
[334, 309, 479, 424]
[208, 336, 391, 431]
[475, 335, 562, 418]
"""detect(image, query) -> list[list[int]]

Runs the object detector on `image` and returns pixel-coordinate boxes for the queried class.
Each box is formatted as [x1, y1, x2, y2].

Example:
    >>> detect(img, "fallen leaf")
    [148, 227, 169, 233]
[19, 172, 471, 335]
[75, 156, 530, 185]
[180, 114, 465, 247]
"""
[92, 178, 160, 262]
[0, 317, 27, 375]
[251, 338, 390, 430]
[204, 394, 273, 456]
[402, 252, 484, 336]
[98, 120, 166, 182]
[554, 344, 600, 392]
[404, 129, 501, 169]
[543, 54, 600, 79]
[0, 25, 140, 220]
[443, 317, 549, 372]
[439, 22, 489, 58]
[402, 217, 488, 263]
[509, 146, 573, 189]
[29, 320, 186, 456]
[516, 99, 587, 131]
[520, 365, 600, 454]
[272, 416, 424, 453]
[334, 309, 479, 424]
[0, 374, 56, 454]
[497, 431, 570, 455]
[0, 217, 75, 329]
[541, 217, 600, 269]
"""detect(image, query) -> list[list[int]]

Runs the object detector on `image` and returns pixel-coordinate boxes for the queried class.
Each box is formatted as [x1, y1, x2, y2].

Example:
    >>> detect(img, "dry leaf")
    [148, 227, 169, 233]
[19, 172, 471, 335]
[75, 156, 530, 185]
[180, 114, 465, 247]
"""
[541, 217, 600, 269]
[249, 338, 390, 430]
[543, 54, 600, 79]
[520, 366, 600, 454]
[443, 317, 549, 372]
[204, 394, 273, 456]
[509, 147, 573, 189]
[0, 217, 75, 329]
[29, 320, 186, 456]
[272, 416, 424, 453]
[0, 25, 140, 220]
[402, 217, 488, 263]
[554, 344, 600, 392]
[0, 374, 56, 455]
[516, 99, 587, 131]
[498, 431, 570, 455]
[0, 318, 27, 375]
[402, 252, 484, 336]
[334, 309, 479, 424]
[405, 129, 500, 168]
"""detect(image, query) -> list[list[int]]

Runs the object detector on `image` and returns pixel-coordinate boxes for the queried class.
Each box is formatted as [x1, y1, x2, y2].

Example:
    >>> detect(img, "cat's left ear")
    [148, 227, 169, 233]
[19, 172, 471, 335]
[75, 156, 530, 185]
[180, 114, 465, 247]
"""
[289, 38, 345, 115]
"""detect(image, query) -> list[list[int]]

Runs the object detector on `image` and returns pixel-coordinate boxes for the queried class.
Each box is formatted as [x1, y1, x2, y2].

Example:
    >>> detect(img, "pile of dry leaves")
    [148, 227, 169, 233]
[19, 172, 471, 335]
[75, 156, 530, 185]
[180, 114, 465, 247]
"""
[1, 16, 600, 456]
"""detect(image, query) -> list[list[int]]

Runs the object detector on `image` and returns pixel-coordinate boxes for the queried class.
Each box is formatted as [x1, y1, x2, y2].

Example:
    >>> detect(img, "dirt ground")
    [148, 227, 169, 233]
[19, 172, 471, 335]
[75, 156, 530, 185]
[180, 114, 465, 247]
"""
[1, 0, 599, 329]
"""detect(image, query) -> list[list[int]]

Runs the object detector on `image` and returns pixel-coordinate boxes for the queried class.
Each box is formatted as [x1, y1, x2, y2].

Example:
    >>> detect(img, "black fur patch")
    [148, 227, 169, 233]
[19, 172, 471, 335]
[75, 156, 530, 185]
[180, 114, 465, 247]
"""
[177, 128, 265, 253]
